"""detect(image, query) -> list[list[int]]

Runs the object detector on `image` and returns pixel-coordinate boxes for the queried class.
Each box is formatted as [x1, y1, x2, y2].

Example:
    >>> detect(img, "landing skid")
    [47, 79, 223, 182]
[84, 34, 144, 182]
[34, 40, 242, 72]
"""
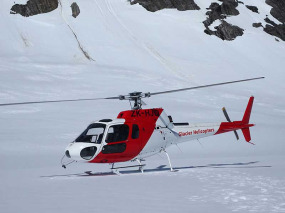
[41, 166, 180, 179]
[110, 149, 177, 174]
[111, 163, 146, 175]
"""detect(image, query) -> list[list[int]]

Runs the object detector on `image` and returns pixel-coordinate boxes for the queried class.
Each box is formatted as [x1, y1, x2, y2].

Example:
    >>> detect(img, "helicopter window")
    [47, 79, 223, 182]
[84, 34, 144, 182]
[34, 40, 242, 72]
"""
[102, 143, 126, 154]
[75, 123, 106, 143]
[131, 124, 139, 139]
[105, 124, 129, 143]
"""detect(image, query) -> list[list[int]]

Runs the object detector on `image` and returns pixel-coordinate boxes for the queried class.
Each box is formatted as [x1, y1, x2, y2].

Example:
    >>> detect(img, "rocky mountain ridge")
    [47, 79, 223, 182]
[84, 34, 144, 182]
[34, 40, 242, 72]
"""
[130, 0, 285, 41]
[130, 0, 200, 12]
[9, 0, 285, 41]
[10, 0, 58, 17]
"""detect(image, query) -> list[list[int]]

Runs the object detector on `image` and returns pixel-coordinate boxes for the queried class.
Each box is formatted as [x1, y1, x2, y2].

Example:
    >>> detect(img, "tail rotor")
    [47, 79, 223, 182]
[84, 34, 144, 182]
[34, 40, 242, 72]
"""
[221, 96, 255, 144]
[222, 107, 239, 140]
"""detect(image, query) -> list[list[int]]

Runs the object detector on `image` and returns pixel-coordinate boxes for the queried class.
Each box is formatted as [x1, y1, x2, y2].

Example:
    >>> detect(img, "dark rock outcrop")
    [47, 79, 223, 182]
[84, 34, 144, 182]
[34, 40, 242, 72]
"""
[203, 0, 243, 40]
[71, 2, 80, 18]
[204, 20, 244, 40]
[266, 0, 285, 24]
[245, 5, 259, 13]
[252, 22, 262, 28]
[130, 0, 200, 12]
[262, 1, 285, 41]
[10, 0, 58, 17]
[264, 18, 285, 41]
[217, 0, 239, 16]
[203, 0, 239, 28]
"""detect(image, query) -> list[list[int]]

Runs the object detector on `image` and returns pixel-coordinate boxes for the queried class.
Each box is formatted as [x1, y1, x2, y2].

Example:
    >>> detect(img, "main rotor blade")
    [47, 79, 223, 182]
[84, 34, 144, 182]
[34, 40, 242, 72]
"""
[150, 77, 264, 96]
[0, 97, 120, 107]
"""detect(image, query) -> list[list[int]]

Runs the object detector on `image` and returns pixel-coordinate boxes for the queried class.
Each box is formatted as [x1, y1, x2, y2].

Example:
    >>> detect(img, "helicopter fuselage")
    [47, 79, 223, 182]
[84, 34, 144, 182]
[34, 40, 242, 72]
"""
[65, 97, 255, 165]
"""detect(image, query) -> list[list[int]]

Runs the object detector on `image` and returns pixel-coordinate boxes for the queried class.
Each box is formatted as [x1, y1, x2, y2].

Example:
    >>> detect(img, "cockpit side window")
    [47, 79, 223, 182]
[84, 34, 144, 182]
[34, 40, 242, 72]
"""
[75, 123, 106, 143]
[131, 124, 139, 139]
[105, 124, 129, 143]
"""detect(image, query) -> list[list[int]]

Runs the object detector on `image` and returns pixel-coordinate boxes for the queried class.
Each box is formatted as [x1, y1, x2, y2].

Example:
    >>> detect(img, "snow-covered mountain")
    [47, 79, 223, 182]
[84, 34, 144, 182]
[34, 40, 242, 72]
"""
[0, 1, 285, 213]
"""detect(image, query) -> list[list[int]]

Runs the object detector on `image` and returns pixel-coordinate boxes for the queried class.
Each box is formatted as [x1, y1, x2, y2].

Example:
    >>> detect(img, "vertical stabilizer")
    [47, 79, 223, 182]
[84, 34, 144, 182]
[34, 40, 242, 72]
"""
[242, 96, 254, 124]
[241, 128, 251, 142]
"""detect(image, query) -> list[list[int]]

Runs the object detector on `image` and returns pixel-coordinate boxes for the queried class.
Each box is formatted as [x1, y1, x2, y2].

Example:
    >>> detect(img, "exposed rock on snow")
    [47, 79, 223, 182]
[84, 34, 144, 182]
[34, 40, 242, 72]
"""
[217, 0, 239, 16]
[266, 0, 285, 24]
[10, 0, 58, 17]
[261, 0, 285, 41]
[252, 22, 262, 28]
[128, 0, 285, 42]
[245, 5, 259, 14]
[204, 20, 244, 40]
[71, 2, 80, 18]
[203, 0, 243, 40]
[203, 0, 239, 27]
[130, 0, 200, 12]
[264, 18, 285, 41]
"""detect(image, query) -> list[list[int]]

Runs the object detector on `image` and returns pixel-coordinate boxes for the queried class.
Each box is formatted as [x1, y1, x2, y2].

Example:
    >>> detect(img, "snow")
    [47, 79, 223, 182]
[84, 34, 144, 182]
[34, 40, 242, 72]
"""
[0, 0, 285, 212]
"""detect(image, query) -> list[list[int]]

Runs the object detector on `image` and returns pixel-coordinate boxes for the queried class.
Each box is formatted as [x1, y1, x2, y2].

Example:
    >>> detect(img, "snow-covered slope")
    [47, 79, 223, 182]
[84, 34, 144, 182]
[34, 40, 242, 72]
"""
[0, 0, 285, 212]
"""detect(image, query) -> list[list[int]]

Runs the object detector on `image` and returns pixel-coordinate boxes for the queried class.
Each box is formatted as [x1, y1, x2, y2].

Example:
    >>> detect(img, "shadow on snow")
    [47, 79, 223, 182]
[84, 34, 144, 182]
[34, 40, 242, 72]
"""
[40, 161, 271, 178]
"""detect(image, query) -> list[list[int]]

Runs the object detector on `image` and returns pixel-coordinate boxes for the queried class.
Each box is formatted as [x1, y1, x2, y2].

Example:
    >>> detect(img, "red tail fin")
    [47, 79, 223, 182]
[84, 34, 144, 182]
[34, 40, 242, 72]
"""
[241, 96, 255, 144]
[215, 96, 255, 144]
[241, 128, 251, 142]
[242, 96, 254, 124]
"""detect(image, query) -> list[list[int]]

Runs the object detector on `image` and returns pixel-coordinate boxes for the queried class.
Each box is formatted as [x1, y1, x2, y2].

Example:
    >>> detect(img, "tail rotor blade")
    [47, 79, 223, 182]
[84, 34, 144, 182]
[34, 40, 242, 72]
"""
[222, 107, 231, 122]
[222, 107, 239, 141]
[234, 130, 239, 140]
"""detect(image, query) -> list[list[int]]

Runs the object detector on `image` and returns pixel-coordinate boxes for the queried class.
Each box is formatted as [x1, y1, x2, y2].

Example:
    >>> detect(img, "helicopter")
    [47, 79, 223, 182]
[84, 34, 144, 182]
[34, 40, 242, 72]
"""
[0, 77, 264, 173]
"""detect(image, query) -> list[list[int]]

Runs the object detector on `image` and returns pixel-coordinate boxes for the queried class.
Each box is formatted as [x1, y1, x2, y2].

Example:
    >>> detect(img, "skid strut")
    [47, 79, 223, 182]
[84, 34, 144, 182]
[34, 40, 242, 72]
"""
[136, 159, 144, 173]
[111, 162, 146, 174]
[163, 149, 174, 172]
[111, 163, 120, 175]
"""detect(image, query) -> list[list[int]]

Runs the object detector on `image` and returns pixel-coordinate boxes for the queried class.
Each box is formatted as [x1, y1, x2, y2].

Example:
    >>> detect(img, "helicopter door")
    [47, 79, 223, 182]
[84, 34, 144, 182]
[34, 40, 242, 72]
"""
[102, 124, 129, 154]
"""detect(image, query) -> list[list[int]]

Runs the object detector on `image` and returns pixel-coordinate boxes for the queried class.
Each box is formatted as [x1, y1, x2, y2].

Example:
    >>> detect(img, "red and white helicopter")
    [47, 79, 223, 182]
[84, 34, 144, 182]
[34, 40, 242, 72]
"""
[0, 77, 264, 173]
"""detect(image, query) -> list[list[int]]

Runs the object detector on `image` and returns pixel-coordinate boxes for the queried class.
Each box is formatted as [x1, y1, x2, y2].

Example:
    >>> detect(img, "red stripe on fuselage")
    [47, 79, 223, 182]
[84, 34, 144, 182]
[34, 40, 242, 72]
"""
[90, 108, 163, 163]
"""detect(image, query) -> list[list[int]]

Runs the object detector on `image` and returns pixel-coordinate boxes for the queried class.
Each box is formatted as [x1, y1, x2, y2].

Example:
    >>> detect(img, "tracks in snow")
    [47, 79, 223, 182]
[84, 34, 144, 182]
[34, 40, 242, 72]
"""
[58, 0, 95, 61]
[95, 0, 191, 82]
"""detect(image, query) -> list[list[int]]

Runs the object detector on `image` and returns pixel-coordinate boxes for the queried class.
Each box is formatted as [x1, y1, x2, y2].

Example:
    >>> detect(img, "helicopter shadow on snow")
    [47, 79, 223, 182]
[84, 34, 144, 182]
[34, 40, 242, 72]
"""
[121, 161, 271, 175]
[41, 161, 271, 179]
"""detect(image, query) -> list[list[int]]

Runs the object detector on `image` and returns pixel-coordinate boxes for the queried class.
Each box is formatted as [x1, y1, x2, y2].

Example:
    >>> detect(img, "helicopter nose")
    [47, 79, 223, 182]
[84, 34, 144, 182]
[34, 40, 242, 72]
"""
[65, 143, 98, 161]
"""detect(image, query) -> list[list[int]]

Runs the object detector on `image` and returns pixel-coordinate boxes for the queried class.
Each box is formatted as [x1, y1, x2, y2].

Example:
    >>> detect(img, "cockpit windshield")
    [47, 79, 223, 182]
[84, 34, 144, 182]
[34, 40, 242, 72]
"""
[75, 123, 106, 144]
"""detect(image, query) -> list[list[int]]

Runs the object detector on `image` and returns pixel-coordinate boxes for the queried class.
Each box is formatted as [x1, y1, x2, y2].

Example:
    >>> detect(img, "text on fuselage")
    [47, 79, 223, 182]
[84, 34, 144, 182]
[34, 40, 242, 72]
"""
[131, 109, 160, 117]
[179, 128, 215, 136]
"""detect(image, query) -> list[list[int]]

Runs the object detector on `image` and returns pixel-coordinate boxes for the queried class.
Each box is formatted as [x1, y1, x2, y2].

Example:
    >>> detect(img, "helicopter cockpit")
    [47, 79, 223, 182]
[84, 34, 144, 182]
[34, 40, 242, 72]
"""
[74, 121, 130, 144]
[75, 123, 106, 144]
[65, 119, 130, 162]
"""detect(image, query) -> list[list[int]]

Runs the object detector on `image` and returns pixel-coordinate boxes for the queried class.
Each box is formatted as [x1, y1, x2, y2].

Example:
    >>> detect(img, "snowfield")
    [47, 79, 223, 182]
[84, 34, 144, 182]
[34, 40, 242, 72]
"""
[0, 0, 284, 212]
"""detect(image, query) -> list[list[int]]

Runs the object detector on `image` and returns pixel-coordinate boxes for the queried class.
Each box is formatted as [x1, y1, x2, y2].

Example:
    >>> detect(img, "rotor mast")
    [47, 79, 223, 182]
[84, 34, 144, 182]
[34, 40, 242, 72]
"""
[120, 92, 151, 110]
